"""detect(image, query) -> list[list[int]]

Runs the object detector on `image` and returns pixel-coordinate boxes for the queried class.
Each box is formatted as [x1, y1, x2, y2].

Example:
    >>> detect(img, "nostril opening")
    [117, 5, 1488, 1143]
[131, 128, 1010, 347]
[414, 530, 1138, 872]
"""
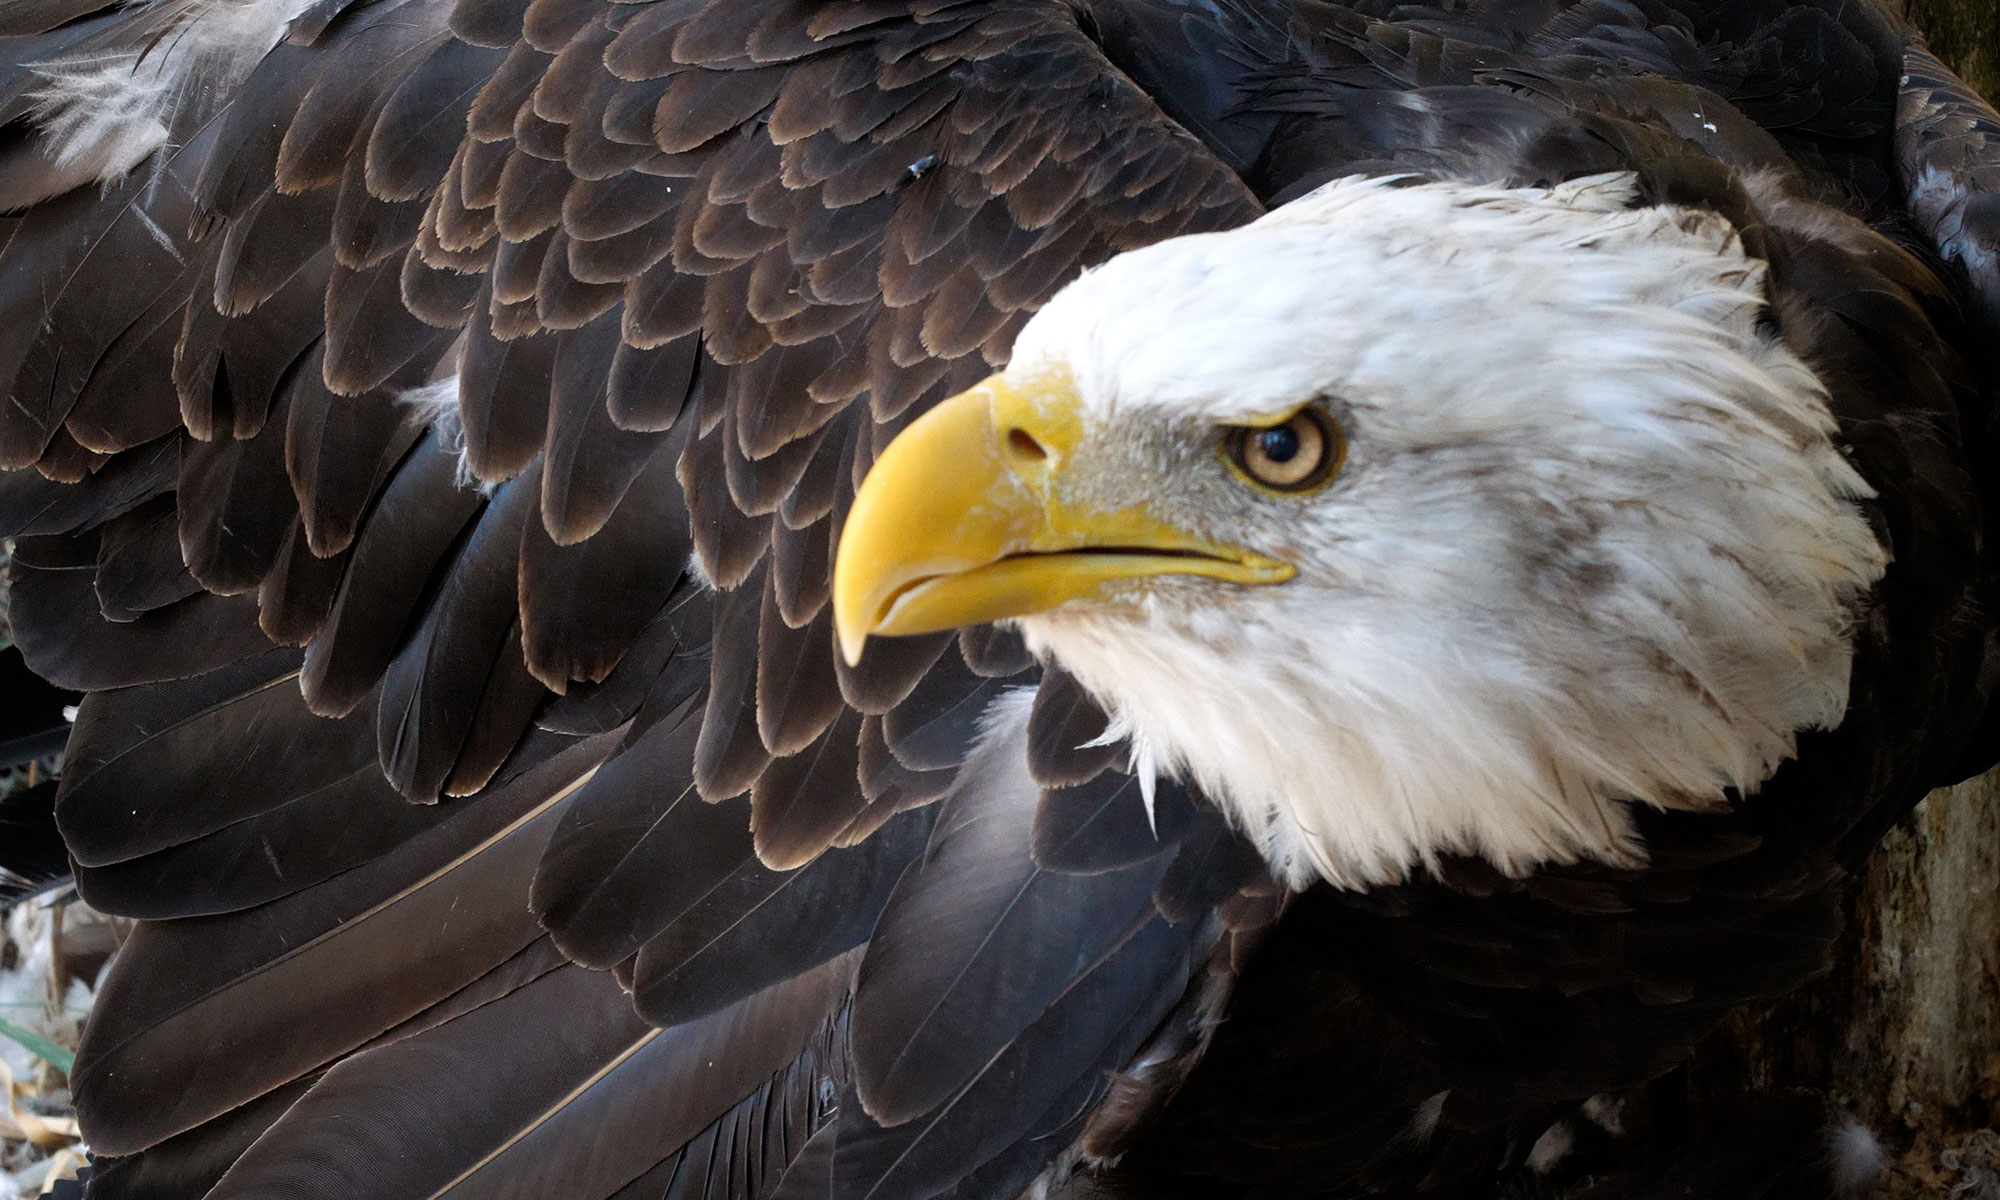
[1006, 428, 1049, 462]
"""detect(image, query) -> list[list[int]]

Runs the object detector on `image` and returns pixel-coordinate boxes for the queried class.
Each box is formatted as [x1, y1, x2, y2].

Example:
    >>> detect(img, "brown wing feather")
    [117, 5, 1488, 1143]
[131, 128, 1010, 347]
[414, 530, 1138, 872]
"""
[30, 2, 1985, 1198]
[0, 3, 1261, 1184]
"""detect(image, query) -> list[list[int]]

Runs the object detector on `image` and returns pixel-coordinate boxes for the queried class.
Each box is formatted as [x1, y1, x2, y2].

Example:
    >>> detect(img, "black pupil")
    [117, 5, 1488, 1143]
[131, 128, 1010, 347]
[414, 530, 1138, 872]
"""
[1258, 425, 1301, 464]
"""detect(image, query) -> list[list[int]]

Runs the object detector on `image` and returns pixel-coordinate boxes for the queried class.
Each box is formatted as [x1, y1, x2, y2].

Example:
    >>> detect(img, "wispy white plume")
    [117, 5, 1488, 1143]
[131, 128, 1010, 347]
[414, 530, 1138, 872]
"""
[23, 0, 317, 200]
[396, 375, 489, 494]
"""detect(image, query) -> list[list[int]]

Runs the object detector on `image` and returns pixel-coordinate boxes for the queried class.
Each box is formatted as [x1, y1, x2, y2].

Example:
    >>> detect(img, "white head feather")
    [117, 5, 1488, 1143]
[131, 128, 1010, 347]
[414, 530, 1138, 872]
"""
[1003, 173, 1886, 890]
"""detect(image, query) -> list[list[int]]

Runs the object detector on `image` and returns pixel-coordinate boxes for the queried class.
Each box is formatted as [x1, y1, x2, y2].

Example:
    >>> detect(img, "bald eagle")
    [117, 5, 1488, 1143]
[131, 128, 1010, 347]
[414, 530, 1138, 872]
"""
[0, 0, 1995, 1197]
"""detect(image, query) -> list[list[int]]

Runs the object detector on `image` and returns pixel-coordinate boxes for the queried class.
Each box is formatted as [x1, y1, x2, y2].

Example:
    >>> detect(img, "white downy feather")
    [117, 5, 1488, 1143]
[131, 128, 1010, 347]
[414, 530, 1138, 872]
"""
[20, 0, 316, 204]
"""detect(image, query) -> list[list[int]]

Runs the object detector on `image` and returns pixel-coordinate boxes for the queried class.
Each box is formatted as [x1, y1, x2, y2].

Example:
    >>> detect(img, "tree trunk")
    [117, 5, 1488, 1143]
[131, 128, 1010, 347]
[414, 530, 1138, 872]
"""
[1689, 777, 2000, 1194]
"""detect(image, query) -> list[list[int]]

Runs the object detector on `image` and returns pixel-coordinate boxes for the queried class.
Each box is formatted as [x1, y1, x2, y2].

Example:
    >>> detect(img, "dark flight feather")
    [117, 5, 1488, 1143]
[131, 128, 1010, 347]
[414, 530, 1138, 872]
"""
[682, 414, 773, 591]
[722, 403, 828, 519]
[857, 713, 957, 814]
[202, 963, 654, 1200]
[0, 438, 176, 539]
[835, 628, 952, 716]
[175, 247, 329, 444]
[532, 693, 754, 969]
[564, 168, 682, 243]
[631, 806, 934, 1028]
[770, 515, 832, 628]
[8, 533, 274, 691]
[282, 345, 426, 557]
[286, 0, 378, 46]
[1033, 774, 1196, 877]
[57, 647, 341, 867]
[205, 954, 850, 1198]
[605, 333, 700, 433]
[441, 622, 550, 795]
[354, 935, 573, 1055]
[535, 585, 708, 736]
[434, 954, 853, 1200]
[519, 442, 689, 687]
[538, 310, 667, 544]
[1894, 41, 2000, 336]
[93, 494, 202, 621]
[1025, 667, 1121, 787]
[377, 469, 536, 800]
[274, 19, 449, 195]
[72, 734, 611, 1155]
[620, 258, 708, 352]
[299, 427, 487, 716]
[958, 624, 1033, 678]
[257, 520, 350, 646]
[34, 424, 109, 483]
[403, 231, 488, 326]
[494, 154, 569, 244]
[851, 699, 1179, 1127]
[63, 293, 196, 454]
[367, 37, 507, 203]
[175, 406, 299, 596]
[80, 1079, 318, 1200]
[333, 156, 426, 268]
[0, 0, 118, 37]
[1152, 808, 1270, 925]
[835, 912, 1207, 1200]
[450, 0, 531, 49]
[213, 187, 340, 318]
[878, 640, 1015, 772]
[776, 411, 851, 532]
[71, 752, 454, 919]
[191, 41, 329, 224]
[534, 229, 626, 327]
[750, 707, 866, 869]
[754, 595, 843, 759]
[466, 40, 549, 145]
[458, 299, 557, 481]
[0, 161, 202, 468]
[694, 561, 774, 798]
[322, 253, 456, 395]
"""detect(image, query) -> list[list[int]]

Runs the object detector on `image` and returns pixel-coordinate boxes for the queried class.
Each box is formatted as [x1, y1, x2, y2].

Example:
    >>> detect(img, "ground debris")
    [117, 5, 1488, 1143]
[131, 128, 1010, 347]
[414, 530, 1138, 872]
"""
[0, 898, 118, 1199]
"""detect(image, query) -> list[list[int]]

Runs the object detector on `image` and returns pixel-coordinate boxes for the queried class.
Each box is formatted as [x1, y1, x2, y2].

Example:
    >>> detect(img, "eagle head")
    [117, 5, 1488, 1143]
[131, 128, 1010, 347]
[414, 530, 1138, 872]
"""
[833, 173, 1886, 890]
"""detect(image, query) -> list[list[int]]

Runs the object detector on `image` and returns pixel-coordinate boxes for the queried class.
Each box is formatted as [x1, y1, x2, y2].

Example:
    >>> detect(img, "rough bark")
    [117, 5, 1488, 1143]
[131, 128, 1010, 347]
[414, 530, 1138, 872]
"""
[1689, 778, 2000, 1194]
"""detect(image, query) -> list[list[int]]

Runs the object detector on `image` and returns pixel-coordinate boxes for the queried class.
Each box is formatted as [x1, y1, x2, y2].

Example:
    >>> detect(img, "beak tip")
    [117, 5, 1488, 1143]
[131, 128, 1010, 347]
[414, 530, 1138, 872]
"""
[836, 624, 867, 667]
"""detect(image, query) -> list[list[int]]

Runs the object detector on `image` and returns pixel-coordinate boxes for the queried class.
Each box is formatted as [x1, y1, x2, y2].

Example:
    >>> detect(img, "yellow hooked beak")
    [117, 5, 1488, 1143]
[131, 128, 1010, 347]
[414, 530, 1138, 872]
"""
[832, 374, 1295, 664]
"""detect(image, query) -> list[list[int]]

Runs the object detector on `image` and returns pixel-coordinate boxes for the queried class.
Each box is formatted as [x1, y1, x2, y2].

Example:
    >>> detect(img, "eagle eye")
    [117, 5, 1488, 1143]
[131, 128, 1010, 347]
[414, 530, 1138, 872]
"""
[1225, 406, 1342, 493]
